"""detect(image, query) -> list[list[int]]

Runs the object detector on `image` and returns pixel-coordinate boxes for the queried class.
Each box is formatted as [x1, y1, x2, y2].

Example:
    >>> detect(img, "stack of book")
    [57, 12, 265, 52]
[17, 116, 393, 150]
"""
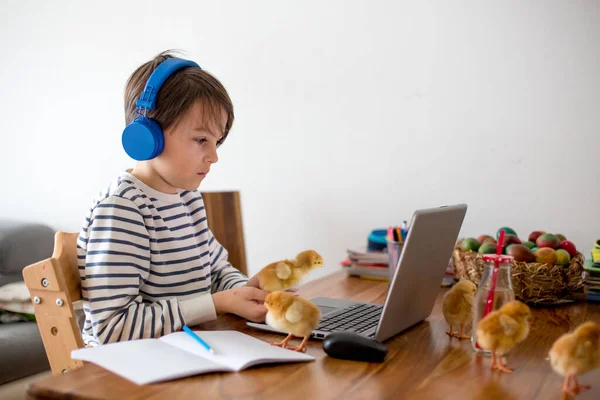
[340, 247, 458, 286]
[584, 259, 600, 301]
[340, 248, 390, 279]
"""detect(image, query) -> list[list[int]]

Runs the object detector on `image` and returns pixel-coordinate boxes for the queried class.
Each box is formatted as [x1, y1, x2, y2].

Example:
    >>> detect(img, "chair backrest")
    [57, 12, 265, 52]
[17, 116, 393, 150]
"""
[201, 191, 248, 276]
[22, 231, 84, 375]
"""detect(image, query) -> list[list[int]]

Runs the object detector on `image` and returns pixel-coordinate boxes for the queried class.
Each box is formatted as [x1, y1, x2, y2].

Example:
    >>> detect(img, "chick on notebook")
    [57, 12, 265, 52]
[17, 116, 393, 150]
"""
[257, 250, 324, 292]
[265, 291, 321, 352]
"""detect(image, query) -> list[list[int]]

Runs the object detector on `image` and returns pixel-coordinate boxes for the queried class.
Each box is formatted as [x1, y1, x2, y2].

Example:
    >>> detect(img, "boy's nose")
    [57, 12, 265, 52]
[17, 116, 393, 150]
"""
[204, 149, 218, 164]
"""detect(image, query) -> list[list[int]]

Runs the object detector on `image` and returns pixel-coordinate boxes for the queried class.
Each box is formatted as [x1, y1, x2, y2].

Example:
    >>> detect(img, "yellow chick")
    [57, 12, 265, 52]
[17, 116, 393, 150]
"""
[476, 300, 532, 373]
[264, 291, 321, 352]
[442, 279, 477, 340]
[549, 321, 600, 397]
[257, 250, 324, 292]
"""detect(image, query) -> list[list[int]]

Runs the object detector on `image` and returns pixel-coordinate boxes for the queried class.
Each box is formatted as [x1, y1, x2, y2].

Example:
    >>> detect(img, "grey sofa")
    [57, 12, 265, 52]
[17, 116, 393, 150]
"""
[0, 220, 53, 384]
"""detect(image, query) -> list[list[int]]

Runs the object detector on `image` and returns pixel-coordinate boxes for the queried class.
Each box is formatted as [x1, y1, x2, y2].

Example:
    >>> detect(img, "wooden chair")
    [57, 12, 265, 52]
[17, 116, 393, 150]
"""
[23, 191, 248, 375]
[22, 232, 84, 375]
[201, 191, 248, 276]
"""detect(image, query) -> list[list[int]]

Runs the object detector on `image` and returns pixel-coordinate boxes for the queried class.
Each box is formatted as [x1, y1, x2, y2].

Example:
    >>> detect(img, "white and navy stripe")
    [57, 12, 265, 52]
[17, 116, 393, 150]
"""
[78, 171, 247, 346]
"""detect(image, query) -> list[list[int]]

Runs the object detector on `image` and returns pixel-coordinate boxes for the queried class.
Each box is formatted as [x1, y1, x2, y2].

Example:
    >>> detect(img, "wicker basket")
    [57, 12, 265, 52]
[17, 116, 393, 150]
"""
[452, 245, 585, 305]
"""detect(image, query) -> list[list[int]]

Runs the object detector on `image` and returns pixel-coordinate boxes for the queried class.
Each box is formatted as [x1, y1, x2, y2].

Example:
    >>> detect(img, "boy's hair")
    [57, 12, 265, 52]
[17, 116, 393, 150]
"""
[124, 50, 234, 143]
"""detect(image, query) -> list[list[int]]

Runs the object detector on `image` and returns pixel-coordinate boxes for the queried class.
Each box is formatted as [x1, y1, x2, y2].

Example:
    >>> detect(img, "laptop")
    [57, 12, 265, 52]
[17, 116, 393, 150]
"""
[247, 204, 467, 343]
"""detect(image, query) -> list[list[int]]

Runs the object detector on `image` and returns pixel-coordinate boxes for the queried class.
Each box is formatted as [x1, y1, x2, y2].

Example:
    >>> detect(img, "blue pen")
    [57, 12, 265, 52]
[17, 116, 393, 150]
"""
[183, 325, 215, 354]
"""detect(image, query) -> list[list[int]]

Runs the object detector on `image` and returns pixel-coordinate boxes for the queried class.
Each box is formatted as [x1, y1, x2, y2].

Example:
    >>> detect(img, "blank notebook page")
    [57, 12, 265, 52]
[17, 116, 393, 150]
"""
[159, 330, 314, 371]
[72, 338, 227, 385]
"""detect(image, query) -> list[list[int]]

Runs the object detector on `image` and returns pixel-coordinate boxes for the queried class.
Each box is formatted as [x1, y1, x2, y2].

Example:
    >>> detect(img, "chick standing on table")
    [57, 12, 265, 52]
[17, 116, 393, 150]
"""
[549, 321, 600, 397]
[476, 300, 532, 373]
[442, 279, 477, 339]
[258, 250, 324, 292]
[264, 291, 321, 352]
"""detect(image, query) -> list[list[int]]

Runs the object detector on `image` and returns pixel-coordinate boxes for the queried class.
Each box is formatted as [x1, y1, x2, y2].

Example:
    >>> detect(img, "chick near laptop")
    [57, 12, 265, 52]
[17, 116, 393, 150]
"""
[257, 250, 324, 292]
[442, 279, 477, 339]
[264, 291, 321, 352]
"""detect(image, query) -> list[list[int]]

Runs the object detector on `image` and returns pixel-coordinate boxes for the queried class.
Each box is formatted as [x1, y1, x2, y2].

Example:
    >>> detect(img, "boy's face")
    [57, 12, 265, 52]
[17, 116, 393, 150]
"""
[153, 100, 225, 192]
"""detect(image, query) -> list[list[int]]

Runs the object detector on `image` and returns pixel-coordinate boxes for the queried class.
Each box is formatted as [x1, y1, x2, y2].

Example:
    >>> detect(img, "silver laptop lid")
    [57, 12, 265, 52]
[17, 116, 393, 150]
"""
[374, 204, 467, 342]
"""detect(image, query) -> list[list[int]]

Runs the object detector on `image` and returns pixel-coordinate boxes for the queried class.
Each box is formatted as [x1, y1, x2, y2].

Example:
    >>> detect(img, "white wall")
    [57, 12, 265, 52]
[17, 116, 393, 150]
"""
[1, 1, 599, 280]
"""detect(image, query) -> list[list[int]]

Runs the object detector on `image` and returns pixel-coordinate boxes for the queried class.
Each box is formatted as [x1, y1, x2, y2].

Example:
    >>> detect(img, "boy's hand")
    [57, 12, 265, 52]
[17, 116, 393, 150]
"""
[244, 274, 299, 293]
[213, 287, 268, 323]
[245, 274, 261, 289]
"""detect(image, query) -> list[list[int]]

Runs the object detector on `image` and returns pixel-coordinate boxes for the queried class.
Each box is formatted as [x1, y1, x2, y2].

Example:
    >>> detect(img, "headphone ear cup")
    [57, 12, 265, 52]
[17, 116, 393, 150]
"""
[147, 118, 165, 158]
[122, 118, 165, 161]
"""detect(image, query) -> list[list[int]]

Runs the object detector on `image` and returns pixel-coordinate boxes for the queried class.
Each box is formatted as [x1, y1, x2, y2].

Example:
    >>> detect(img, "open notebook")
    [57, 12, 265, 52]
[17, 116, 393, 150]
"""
[71, 330, 314, 385]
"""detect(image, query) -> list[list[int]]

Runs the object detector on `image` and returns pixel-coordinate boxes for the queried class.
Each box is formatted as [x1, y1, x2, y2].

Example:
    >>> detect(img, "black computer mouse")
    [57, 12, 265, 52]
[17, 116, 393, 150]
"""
[322, 332, 387, 362]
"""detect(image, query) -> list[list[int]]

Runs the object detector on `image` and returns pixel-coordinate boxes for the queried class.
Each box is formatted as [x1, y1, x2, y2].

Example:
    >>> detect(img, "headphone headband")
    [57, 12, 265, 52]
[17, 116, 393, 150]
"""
[135, 58, 201, 110]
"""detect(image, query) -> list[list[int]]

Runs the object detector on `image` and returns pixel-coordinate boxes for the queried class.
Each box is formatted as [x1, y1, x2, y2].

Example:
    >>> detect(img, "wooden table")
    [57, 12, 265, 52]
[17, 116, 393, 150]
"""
[28, 272, 600, 400]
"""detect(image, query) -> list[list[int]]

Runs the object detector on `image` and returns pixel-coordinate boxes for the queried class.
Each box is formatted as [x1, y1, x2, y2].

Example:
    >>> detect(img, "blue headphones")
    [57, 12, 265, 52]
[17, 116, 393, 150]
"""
[122, 58, 201, 161]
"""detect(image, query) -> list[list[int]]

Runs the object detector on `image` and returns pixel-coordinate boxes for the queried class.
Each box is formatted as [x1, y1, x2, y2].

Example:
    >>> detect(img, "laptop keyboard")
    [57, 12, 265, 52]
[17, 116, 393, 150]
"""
[316, 303, 382, 334]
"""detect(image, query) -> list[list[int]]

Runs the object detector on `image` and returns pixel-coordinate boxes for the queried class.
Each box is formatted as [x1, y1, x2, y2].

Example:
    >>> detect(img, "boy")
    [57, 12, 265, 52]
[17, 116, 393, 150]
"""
[77, 51, 268, 346]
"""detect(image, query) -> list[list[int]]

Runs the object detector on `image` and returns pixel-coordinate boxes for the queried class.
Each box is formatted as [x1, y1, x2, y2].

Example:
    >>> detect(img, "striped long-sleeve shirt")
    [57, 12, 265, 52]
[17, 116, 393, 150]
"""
[77, 170, 248, 346]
